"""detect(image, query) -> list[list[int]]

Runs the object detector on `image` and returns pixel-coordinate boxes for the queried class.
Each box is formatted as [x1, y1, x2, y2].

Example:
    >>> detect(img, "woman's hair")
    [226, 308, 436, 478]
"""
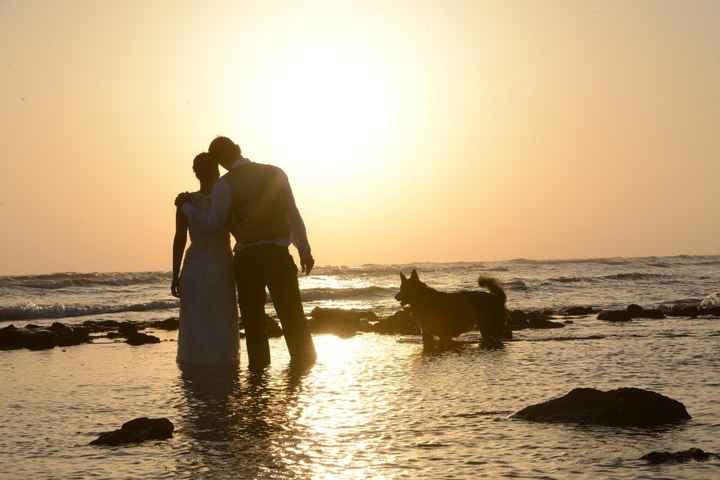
[192, 152, 219, 181]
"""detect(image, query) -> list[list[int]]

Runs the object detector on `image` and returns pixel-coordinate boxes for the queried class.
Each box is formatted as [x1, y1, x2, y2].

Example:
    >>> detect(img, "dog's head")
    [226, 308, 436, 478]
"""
[395, 269, 426, 306]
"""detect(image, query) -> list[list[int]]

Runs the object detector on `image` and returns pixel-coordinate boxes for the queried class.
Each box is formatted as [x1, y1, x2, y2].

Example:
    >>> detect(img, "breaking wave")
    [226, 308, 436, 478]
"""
[0, 300, 178, 321]
[547, 272, 671, 284]
[0, 272, 170, 290]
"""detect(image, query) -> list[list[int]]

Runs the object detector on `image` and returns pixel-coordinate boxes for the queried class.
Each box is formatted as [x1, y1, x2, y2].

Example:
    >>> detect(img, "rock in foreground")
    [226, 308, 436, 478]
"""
[641, 448, 718, 464]
[90, 417, 174, 445]
[512, 387, 691, 427]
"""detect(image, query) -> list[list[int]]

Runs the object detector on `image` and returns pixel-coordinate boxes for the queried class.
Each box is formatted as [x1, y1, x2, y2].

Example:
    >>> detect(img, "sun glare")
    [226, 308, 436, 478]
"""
[259, 47, 394, 180]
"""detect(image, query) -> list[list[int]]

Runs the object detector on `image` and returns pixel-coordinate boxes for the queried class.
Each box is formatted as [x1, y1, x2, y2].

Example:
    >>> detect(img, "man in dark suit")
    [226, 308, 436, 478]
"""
[176, 137, 316, 369]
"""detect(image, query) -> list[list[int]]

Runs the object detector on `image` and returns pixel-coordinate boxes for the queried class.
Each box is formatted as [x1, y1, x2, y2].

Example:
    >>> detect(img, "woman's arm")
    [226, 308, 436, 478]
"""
[171, 206, 188, 297]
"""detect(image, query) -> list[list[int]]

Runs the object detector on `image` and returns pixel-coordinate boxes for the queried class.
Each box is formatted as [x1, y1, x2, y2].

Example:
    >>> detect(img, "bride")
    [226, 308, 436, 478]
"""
[171, 153, 239, 366]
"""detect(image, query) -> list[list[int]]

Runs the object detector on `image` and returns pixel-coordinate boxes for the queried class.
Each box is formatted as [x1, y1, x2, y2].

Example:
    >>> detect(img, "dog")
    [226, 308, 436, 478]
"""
[395, 269, 512, 351]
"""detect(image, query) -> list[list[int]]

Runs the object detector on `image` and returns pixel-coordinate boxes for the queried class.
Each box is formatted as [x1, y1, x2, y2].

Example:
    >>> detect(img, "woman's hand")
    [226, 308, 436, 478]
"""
[171, 277, 181, 298]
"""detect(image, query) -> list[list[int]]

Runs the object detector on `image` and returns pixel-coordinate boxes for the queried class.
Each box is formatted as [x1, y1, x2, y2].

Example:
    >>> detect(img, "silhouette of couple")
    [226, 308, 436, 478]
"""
[172, 136, 316, 370]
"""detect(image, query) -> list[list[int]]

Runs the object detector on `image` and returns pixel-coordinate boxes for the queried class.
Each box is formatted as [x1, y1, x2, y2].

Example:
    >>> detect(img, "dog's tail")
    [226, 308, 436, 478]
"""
[478, 276, 506, 305]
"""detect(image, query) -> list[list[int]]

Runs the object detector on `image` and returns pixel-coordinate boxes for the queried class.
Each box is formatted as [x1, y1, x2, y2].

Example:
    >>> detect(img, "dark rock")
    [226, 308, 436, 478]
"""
[90, 417, 174, 445]
[118, 322, 140, 337]
[309, 307, 377, 337]
[598, 310, 632, 322]
[512, 387, 691, 427]
[560, 306, 595, 316]
[641, 448, 717, 464]
[627, 304, 665, 319]
[660, 302, 700, 318]
[82, 319, 121, 332]
[527, 317, 565, 329]
[0, 323, 91, 350]
[150, 317, 179, 331]
[510, 310, 560, 330]
[23, 330, 57, 350]
[25, 324, 41, 329]
[125, 332, 160, 346]
[50, 323, 90, 347]
[701, 305, 720, 317]
[637, 308, 665, 319]
[0, 324, 20, 349]
[376, 309, 419, 335]
[626, 304, 644, 318]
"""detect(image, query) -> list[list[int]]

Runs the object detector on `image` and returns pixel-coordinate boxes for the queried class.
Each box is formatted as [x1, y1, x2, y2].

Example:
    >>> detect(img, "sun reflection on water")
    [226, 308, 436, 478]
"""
[282, 334, 395, 478]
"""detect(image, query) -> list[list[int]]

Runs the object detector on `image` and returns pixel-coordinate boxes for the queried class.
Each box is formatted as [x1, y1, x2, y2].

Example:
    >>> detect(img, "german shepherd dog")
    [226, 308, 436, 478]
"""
[395, 270, 511, 351]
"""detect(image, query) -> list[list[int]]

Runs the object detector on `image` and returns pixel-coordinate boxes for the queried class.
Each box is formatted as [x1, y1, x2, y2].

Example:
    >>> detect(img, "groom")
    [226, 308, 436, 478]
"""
[176, 136, 317, 369]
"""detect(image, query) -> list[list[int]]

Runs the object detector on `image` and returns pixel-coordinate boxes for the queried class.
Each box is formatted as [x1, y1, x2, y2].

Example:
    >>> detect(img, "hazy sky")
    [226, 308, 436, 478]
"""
[1, 0, 718, 275]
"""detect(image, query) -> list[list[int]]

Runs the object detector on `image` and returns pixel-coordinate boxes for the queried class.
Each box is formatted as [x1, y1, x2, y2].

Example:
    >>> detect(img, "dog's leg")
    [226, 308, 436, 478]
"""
[422, 329, 435, 353]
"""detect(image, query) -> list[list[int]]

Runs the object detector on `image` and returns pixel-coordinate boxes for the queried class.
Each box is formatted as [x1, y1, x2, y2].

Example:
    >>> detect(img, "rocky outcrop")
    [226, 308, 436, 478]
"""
[512, 387, 691, 427]
[509, 310, 564, 330]
[598, 304, 665, 322]
[626, 304, 665, 319]
[641, 448, 718, 464]
[125, 331, 161, 346]
[597, 309, 631, 322]
[150, 317, 179, 330]
[375, 309, 419, 335]
[309, 307, 377, 337]
[662, 304, 700, 318]
[0, 323, 91, 351]
[90, 417, 174, 445]
[82, 319, 123, 332]
[559, 306, 597, 316]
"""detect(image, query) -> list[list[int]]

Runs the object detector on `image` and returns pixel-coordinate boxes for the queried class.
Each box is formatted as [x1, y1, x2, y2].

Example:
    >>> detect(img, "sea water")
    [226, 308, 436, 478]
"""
[1, 255, 719, 479]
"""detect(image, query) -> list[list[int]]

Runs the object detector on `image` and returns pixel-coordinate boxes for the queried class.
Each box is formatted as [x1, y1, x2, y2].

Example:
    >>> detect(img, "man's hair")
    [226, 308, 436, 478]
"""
[208, 136, 241, 162]
[192, 152, 219, 180]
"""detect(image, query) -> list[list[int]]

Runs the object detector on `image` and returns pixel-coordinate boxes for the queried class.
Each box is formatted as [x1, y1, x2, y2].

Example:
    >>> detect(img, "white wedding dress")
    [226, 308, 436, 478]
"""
[177, 192, 239, 366]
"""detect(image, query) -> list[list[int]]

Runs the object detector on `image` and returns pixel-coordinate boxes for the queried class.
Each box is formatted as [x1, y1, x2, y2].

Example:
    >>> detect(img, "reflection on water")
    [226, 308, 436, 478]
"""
[1, 322, 720, 479]
[177, 362, 313, 478]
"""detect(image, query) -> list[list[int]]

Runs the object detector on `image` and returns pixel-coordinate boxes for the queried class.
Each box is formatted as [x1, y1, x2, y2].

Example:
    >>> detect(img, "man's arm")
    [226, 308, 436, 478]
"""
[285, 177, 314, 274]
[177, 179, 231, 233]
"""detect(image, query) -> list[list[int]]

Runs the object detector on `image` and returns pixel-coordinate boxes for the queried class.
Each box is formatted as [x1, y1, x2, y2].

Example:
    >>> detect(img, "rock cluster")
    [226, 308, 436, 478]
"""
[0, 322, 90, 351]
[598, 304, 666, 322]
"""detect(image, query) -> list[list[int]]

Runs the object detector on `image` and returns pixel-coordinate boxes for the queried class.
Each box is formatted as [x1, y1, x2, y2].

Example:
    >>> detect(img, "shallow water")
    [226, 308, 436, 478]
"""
[2, 316, 719, 479]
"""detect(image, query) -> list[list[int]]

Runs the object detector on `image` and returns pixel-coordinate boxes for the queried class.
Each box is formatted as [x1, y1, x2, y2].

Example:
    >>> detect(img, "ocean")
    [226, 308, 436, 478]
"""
[1, 255, 719, 479]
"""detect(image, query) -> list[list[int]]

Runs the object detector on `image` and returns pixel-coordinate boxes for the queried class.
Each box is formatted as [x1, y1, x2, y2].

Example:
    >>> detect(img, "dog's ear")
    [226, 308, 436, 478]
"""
[400, 272, 407, 283]
[410, 269, 419, 281]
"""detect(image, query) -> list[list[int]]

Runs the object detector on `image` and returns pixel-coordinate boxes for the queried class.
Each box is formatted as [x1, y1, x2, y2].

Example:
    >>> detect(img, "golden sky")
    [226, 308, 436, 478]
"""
[1, 0, 718, 274]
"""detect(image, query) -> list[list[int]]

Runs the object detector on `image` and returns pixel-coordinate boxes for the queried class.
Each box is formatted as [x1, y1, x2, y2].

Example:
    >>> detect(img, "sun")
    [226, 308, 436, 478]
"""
[258, 46, 395, 181]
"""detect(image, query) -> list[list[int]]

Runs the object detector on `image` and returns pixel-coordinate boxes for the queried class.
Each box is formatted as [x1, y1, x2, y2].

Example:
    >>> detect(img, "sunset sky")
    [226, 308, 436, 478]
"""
[1, 0, 718, 275]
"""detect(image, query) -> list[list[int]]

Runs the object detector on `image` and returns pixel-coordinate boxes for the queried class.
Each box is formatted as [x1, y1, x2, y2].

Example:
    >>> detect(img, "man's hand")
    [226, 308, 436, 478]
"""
[300, 254, 315, 275]
[174, 192, 192, 207]
[171, 277, 181, 298]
